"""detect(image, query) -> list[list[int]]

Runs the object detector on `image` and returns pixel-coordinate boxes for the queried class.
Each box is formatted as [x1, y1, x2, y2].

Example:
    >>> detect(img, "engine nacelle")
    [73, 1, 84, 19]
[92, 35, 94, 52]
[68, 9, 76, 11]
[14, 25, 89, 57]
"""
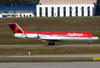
[14, 34, 38, 39]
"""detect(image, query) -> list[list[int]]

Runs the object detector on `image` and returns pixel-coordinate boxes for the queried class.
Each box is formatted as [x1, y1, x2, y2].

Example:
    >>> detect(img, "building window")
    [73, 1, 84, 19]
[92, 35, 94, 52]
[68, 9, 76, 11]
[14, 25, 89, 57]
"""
[69, 7, 72, 16]
[63, 7, 66, 17]
[3, 11, 8, 13]
[82, 7, 84, 16]
[23, 15, 25, 17]
[30, 15, 32, 17]
[75, 7, 78, 16]
[92, 7, 94, 16]
[20, 14, 22, 17]
[57, 7, 60, 17]
[39, 7, 42, 17]
[51, 7, 54, 17]
[87, 7, 90, 16]
[45, 7, 48, 17]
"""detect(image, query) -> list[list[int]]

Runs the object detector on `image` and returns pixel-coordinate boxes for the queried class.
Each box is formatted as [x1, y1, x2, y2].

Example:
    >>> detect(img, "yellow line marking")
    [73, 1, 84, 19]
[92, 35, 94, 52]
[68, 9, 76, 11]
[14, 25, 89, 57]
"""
[93, 57, 100, 61]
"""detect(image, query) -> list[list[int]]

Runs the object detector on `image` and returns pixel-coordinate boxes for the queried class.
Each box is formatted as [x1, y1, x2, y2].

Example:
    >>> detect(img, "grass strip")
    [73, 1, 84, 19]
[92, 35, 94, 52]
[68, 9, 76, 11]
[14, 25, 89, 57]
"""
[0, 46, 100, 55]
[0, 17, 100, 31]
[0, 57, 93, 62]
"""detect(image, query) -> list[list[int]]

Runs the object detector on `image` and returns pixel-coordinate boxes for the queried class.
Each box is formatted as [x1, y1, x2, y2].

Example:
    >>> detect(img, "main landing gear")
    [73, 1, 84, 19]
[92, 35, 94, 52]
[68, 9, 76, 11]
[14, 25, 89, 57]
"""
[48, 42, 55, 46]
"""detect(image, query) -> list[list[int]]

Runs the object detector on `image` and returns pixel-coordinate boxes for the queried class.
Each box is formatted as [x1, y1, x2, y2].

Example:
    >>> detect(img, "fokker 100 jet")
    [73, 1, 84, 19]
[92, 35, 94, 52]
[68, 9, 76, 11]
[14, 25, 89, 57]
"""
[8, 22, 99, 45]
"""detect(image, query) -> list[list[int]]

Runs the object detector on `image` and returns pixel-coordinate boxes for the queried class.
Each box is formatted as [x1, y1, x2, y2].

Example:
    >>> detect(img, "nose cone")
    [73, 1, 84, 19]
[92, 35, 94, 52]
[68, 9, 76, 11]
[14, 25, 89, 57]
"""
[93, 37, 99, 40]
[97, 37, 99, 40]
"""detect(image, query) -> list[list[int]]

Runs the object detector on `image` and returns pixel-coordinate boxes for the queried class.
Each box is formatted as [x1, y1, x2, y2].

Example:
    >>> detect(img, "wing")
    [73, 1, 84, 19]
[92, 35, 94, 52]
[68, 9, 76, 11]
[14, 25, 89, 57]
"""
[39, 34, 62, 42]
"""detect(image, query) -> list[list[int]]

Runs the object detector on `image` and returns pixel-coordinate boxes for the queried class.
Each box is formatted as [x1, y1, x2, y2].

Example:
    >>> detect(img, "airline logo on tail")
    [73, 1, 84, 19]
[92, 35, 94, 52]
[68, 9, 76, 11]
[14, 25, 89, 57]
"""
[8, 22, 24, 33]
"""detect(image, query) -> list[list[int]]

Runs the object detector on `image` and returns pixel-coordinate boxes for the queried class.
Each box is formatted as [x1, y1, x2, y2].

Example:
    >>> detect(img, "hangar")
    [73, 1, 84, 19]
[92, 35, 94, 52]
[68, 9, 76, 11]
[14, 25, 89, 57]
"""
[37, 0, 97, 17]
[0, 0, 99, 18]
[0, 6, 36, 18]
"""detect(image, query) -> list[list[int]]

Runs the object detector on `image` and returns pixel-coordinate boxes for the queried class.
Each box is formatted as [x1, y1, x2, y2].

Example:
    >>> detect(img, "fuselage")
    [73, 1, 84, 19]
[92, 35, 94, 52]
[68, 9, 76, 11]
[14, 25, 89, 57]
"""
[14, 31, 99, 42]
[8, 22, 99, 45]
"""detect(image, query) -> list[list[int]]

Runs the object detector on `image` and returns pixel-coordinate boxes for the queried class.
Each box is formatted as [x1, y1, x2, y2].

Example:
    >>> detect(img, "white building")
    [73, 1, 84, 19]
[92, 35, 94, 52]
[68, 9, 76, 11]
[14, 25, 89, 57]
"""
[37, 0, 97, 17]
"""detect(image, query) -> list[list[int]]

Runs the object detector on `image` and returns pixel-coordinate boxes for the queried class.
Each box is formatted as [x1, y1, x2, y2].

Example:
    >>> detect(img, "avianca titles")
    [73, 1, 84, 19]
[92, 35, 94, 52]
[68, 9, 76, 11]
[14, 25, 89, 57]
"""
[8, 22, 99, 45]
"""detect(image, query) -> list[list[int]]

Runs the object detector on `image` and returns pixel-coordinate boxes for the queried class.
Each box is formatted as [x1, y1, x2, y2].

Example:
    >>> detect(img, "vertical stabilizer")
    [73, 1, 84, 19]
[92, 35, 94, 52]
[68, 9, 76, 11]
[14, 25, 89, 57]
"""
[8, 22, 24, 33]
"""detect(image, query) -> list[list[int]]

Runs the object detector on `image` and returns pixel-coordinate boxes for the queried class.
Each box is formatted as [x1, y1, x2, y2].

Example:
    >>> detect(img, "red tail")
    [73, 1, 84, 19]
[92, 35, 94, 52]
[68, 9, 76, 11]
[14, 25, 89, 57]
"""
[8, 22, 24, 33]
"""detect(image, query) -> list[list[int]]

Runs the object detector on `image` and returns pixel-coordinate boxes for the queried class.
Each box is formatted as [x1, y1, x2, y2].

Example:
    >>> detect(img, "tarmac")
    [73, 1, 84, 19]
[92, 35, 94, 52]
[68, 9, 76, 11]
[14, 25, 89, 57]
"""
[0, 62, 100, 68]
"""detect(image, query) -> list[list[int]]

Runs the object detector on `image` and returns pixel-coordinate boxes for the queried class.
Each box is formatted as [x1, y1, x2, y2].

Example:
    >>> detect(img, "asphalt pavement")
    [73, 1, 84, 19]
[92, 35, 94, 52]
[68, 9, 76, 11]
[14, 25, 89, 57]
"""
[0, 62, 100, 68]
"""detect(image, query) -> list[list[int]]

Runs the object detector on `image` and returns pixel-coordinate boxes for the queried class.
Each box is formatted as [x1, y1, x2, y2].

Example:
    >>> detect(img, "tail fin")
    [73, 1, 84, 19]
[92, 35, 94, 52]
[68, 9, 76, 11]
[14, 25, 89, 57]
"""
[8, 22, 24, 33]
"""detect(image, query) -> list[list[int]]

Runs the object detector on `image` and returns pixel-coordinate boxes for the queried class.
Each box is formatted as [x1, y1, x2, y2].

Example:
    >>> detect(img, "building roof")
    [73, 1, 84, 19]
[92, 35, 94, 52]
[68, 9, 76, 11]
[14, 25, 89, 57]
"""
[39, 0, 97, 4]
[0, 6, 36, 10]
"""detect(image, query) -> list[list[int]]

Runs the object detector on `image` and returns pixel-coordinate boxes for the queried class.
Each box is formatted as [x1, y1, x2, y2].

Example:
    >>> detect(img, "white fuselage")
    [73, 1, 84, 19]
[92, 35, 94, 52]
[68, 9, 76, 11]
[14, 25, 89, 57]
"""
[14, 33, 99, 42]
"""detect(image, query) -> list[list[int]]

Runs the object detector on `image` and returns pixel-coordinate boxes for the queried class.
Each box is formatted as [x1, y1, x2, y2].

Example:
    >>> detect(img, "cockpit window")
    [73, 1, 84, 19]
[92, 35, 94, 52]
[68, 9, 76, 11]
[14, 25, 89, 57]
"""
[90, 35, 95, 37]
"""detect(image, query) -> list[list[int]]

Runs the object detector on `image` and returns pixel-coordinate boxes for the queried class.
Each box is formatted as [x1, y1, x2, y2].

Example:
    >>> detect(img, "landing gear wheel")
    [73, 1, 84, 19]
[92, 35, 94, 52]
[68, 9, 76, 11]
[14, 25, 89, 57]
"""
[48, 42, 55, 46]
[48, 42, 52, 46]
[52, 42, 55, 45]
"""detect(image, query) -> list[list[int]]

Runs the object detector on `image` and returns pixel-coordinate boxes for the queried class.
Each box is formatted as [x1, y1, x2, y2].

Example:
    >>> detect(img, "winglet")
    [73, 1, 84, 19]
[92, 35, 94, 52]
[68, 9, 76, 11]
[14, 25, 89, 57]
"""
[8, 22, 24, 33]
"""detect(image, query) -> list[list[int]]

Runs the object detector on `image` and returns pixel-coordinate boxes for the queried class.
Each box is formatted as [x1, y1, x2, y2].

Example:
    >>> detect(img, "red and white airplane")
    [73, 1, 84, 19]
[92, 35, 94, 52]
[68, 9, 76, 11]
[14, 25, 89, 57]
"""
[8, 22, 99, 45]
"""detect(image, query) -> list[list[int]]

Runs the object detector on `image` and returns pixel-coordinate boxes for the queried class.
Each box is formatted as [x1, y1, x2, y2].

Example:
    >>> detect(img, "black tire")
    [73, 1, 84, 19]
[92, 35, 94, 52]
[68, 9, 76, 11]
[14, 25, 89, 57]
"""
[52, 42, 55, 45]
[48, 42, 52, 46]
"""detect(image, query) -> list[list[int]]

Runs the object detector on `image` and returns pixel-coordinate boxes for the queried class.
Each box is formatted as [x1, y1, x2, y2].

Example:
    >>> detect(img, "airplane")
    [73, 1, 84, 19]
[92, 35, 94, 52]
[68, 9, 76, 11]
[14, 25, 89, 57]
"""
[8, 22, 99, 45]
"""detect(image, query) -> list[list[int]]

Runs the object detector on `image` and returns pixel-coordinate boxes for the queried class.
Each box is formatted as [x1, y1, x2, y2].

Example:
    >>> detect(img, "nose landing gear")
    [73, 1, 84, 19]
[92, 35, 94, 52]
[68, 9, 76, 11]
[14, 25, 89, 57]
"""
[88, 41, 92, 45]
